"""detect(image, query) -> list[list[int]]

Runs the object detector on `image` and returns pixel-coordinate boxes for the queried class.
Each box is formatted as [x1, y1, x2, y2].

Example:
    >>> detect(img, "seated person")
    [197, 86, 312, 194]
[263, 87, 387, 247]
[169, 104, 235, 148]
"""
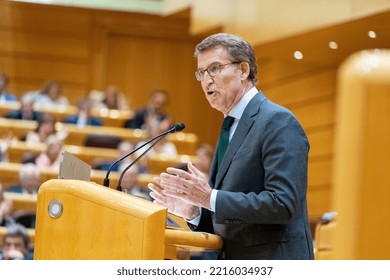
[92, 141, 135, 172]
[0, 184, 13, 227]
[0, 223, 33, 260]
[119, 164, 151, 201]
[194, 143, 214, 179]
[24, 113, 58, 144]
[22, 79, 69, 109]
[90, 85, 130, 111]
[134, 119, 177, 173]
[5, 98, 42, 121]
[35, 135, 63, 170]
[0, 72, 17, 103]
[7, 163, 41, 195]
[0, 132, 13, 162]
[124, 89, 170, 129]
[63, 98, 102, 127]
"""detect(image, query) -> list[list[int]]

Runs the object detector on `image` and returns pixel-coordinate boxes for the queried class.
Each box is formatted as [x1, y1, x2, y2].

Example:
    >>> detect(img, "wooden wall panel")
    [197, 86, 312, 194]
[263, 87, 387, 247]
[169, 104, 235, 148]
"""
[0, 31, 90, 64]
[0, 57, 89, 84]
[307, 187, 331, 219]
[263, 69, 337, 105]
[291, 99, 335, 130]
[308, 159, 332, 187]
[0, 2, 91, 35]
[306, 126, 334, 157]
[103, 33, 219, 144]
[0, 1, 92, 105]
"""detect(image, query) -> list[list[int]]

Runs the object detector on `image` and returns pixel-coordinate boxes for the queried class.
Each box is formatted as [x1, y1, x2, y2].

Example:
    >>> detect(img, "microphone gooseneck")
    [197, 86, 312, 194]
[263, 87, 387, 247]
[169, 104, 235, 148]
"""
[116, 122, 185, 191]
[116, 136, 163, 191]
[103, 122, 185, 188]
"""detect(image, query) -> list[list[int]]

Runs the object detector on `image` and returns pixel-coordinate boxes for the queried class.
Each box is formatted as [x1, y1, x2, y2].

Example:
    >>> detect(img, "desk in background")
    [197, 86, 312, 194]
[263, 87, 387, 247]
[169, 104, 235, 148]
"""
[0, 118, 198, 155]
[0, 103, 133, 127]
[0, 162, 156, 190]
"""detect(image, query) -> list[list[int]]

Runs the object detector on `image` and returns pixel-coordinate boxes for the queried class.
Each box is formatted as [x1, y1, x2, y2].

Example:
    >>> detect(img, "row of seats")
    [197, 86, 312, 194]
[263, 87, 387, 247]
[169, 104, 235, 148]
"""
[0, 117, 198, 155]
[0, 162, 155, 191]
[5, 140, 197, 174]
[0, 102, 132, 127]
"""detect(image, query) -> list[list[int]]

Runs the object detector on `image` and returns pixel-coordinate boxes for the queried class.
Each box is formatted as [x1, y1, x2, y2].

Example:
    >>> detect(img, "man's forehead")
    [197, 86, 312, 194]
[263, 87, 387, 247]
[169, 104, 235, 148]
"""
[197, 47, 229, 68]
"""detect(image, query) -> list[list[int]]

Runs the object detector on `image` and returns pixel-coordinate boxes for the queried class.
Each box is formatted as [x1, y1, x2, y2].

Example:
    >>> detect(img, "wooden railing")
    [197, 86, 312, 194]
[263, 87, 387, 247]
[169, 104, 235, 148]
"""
[0, 103, 133, 128]
[0, 118, 198, 155]
[0, 162, 156, 190]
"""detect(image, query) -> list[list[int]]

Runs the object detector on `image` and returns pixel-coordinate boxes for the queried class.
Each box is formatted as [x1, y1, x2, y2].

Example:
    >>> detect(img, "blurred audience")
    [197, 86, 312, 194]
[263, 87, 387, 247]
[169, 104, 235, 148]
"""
[0, 184, 13, 227]
[6, 163, 41, 195]
[175, 144, 214, 180]
[5, 99, 42, 121]
[34, 135, 63, 170]
[0, 223, 33, 260]
[119, 165, 151, 201]
[90, 85, 129, 111]
[92, 141, 136, 172]
[134, 119, 177, 173]
[0, 132, 13, 163]
[63, 98, 102, 127]
[194, 143, 214, 178]
[125, 89, 170, 130]
[24, 113, 66, 144]
[147, 118, 177, 155]
[22, 80, 69, 109]
[0, 72, 17, 103]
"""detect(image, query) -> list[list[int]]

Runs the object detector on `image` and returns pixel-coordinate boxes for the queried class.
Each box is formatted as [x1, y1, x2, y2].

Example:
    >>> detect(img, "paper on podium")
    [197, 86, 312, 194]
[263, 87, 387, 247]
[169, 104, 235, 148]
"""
[58, 150, 91, 181]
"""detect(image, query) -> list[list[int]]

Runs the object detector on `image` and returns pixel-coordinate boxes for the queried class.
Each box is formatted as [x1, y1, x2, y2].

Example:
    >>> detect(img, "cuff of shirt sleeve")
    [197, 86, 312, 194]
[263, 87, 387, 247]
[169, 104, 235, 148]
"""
[186, 207, 201, 226]
[210, 189, 218, 212]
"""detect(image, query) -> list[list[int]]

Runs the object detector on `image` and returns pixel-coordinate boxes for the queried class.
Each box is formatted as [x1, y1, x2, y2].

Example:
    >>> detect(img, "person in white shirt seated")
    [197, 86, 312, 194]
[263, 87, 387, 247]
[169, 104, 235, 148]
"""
[6, 163, 41, 195]
[22, 80, 69, 109]
[0, 72, 17, 103]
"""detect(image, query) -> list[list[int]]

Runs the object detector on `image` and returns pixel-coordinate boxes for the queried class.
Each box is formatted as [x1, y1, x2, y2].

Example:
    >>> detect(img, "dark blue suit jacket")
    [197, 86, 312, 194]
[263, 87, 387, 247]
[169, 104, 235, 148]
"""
[193, 91, 314, 260]
[63, 115, 102, 126]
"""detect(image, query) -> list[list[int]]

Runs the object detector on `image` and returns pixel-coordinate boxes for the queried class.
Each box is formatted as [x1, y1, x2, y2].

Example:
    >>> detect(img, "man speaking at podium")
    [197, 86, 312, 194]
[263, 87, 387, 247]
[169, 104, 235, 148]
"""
[148, 33, 314, 260]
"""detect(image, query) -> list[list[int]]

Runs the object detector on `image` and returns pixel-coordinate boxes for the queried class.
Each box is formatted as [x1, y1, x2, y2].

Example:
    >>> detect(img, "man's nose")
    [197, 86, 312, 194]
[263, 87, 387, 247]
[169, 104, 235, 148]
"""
[202, 70, 214, 81]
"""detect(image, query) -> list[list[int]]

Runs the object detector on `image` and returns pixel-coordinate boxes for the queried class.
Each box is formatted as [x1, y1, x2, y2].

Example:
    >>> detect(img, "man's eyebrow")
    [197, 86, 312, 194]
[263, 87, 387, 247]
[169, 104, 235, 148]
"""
[197, 62, 221, 71]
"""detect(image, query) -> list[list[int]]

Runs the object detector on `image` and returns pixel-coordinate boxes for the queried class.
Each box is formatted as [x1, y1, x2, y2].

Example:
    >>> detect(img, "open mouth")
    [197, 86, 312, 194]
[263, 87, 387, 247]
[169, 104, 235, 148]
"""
[207, 91, 215, 95]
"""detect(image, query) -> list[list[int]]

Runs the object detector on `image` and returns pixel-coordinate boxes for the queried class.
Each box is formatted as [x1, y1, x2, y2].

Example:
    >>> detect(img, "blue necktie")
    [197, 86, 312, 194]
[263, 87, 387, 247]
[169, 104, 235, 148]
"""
[217, 116, 235, 169]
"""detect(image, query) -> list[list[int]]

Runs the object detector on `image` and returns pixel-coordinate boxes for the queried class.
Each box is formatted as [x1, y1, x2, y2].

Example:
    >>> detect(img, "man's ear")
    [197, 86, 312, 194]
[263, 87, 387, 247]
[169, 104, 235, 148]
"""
[239, 62, 250, 80]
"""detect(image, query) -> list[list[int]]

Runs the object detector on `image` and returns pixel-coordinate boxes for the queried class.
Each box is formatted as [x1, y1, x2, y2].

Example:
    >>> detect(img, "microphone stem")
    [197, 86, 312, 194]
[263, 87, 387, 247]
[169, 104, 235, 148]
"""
[103, 127, 174, 187]
[116, 136, 165, 191]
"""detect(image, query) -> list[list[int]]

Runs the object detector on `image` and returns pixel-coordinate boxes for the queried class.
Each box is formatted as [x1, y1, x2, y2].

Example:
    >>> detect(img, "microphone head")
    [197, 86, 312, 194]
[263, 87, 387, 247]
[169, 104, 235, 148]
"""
[171, 122, 185, 133]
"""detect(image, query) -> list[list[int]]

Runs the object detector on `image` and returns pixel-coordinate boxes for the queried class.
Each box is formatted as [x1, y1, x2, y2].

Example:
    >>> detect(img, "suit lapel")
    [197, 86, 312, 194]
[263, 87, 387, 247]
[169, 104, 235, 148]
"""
[213, 91, 266, 189]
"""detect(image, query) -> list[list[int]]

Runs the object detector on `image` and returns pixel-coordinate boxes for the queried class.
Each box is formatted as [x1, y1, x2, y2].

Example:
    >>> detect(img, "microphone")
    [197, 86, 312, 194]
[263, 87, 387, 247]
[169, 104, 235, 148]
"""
[103, 122, 185, 188]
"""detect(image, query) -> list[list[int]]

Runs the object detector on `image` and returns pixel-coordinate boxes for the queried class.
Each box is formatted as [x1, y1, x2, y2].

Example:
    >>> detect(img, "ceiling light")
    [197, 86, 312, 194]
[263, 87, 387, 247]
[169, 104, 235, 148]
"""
[294, 51, 303, 60]
[368, 30, 377, 39]
[328, 41, 338, 49]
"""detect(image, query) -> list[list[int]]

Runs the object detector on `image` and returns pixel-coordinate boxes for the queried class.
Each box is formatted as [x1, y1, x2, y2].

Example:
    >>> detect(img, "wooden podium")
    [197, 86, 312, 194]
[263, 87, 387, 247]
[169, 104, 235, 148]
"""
[34, 179, 222, 260]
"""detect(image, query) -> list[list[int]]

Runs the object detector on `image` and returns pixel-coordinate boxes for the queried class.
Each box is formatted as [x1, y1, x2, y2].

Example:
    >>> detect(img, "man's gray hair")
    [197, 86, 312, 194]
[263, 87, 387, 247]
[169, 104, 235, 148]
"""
[194, 33, 258, 85]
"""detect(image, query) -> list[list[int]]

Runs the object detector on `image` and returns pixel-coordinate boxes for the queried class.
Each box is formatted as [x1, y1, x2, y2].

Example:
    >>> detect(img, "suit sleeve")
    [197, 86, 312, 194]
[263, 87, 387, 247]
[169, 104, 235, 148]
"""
[187, 208, 215, 234]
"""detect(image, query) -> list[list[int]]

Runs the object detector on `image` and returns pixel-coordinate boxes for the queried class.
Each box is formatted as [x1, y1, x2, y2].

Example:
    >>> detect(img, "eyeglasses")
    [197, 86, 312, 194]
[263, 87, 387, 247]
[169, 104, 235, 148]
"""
[194, 62, 239, 81]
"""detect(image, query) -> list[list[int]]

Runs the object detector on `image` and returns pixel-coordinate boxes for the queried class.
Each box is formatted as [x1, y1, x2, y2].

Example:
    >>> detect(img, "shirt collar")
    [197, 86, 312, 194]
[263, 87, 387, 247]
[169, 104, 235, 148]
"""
[228, 86, 258, 120]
